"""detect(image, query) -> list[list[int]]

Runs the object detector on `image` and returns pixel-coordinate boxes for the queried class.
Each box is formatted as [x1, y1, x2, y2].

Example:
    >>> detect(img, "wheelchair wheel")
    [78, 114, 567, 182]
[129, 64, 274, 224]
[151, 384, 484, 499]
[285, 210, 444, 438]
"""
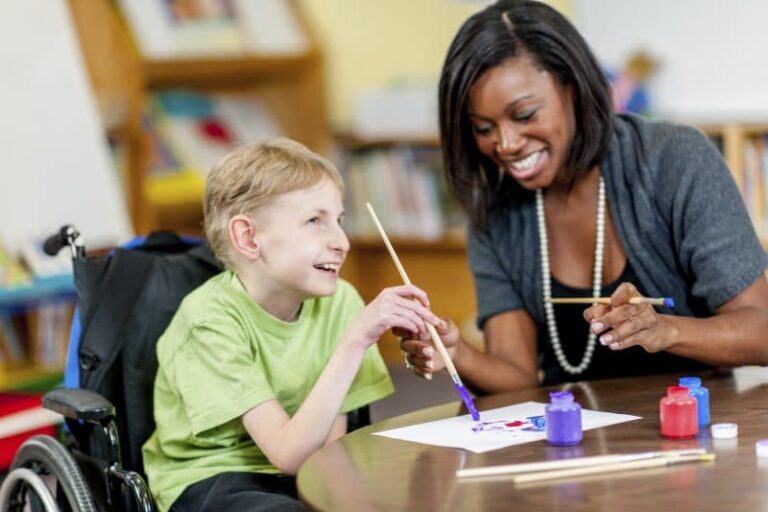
[7, 434, 96, 512]
[0, 467, 58, 511]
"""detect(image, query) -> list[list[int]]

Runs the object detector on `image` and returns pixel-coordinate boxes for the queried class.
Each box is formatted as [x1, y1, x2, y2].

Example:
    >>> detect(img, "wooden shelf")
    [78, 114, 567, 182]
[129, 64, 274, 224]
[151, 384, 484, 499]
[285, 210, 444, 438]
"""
[350, 234, 465, 252]
[144, 50, 320, 88]
[0, 276, 75, 313]
[335, 132, 440, 150]
[698, 122, 768, 137]
[144, 171, 205, 210]
[0, 365, 63, 392]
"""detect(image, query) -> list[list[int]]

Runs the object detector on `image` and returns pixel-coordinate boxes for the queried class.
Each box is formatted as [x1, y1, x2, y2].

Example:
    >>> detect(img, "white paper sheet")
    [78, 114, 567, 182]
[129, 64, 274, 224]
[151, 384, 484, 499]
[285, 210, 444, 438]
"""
[374, 401, 640, 453]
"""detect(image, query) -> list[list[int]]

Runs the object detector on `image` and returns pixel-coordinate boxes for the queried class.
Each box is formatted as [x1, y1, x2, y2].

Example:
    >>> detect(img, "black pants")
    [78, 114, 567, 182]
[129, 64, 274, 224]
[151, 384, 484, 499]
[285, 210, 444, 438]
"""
[170, 472, 305, 512]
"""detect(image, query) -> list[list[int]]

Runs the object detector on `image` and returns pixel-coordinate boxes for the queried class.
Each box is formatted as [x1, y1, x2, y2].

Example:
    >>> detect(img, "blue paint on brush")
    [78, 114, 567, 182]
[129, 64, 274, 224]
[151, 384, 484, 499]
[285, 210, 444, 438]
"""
[453, 380, 480, 421]
[663, 297, 675, 309]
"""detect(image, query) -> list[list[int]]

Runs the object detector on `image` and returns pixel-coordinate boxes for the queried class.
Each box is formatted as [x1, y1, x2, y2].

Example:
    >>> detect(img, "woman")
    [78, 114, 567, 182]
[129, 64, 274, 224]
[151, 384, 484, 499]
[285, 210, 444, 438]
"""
[400, 0, 768, 391]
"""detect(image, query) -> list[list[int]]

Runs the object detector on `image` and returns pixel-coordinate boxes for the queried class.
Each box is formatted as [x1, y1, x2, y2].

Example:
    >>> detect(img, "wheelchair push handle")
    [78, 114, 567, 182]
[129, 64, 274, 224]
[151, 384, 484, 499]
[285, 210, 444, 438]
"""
[43, 224, 85, 259]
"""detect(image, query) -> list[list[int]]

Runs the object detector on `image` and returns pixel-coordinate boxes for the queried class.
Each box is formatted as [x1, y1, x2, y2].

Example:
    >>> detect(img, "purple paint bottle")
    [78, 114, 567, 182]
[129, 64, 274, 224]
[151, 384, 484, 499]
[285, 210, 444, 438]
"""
[545, 391, 583, 446]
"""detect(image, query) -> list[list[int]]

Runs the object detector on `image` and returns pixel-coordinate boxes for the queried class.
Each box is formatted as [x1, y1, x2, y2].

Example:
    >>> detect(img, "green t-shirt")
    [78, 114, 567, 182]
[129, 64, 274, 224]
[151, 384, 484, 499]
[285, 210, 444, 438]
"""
[141, 271, 394, 511]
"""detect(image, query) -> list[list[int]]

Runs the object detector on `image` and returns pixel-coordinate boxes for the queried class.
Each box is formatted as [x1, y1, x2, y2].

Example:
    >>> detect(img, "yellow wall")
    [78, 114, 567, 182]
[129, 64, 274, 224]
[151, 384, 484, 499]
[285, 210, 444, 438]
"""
[299, 0, 573, 130]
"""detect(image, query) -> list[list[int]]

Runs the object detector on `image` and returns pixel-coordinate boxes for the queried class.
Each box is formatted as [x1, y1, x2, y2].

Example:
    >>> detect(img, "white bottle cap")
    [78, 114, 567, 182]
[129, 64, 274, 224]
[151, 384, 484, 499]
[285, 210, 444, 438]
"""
[711, 422, 738, 439]
[756, 439, 768, 458]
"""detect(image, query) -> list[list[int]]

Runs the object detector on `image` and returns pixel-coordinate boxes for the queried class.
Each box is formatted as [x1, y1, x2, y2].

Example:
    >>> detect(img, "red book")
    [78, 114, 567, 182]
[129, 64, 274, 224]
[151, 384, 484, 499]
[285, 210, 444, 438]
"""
[0, 393, 61, 469]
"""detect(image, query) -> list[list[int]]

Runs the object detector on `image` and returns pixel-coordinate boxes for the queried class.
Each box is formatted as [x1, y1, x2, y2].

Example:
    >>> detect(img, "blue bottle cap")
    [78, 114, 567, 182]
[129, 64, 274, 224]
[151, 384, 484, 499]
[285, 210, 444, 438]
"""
[679, 376, 702, 388]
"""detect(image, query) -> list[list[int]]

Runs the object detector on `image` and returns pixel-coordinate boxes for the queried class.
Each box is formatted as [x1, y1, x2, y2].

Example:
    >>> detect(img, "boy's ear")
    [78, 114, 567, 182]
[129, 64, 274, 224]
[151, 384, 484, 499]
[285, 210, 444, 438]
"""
[229, 214, 260, 261]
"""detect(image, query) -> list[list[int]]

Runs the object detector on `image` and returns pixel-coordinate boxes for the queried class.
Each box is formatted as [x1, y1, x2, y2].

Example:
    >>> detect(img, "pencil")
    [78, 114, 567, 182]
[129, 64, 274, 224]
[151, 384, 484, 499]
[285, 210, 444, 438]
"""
[548, 297, 675, 308]
[365, 202, 480, 421]
[511, 452, 715, 484]
[456, 448, 705, 479]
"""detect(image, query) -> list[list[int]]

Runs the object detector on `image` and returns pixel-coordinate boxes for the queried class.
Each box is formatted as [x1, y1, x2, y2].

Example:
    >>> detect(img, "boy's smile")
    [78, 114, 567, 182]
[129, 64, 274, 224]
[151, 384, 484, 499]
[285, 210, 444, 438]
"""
[246, 178, 349, 321]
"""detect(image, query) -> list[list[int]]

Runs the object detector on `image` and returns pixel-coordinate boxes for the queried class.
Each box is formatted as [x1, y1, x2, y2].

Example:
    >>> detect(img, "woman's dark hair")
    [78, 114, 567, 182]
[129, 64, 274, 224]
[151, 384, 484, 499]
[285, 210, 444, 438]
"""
[439, 0, 612, 231]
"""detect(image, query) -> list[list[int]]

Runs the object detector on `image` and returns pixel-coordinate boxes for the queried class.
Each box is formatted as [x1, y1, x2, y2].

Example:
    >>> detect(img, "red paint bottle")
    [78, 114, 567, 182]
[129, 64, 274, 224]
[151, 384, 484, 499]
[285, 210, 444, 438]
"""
[660, 385, 698, 439]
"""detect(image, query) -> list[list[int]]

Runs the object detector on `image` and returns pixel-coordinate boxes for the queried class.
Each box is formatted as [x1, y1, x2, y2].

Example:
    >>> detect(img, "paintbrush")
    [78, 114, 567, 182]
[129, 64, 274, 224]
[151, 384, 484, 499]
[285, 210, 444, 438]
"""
[456, 448, 706, 478]
[511, 451, 715, 484]
[366, 202, 480, 421]
[548, 297, 675, 308]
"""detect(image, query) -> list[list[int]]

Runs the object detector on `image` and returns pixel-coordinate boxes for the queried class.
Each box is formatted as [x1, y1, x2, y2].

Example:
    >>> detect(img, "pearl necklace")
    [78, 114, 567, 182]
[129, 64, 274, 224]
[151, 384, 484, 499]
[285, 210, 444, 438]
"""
[535, 175, 605, 375]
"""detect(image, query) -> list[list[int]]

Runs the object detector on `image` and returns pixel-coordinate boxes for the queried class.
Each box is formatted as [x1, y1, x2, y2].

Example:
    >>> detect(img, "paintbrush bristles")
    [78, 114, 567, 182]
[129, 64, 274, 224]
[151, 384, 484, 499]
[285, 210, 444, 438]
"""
[365, 203, 459, 377]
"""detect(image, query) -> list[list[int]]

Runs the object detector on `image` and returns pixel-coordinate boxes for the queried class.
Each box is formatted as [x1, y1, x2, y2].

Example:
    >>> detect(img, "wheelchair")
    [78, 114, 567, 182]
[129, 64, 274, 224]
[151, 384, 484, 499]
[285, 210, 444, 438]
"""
[0, 226, 223, 511]
[0, 225, 371, 511]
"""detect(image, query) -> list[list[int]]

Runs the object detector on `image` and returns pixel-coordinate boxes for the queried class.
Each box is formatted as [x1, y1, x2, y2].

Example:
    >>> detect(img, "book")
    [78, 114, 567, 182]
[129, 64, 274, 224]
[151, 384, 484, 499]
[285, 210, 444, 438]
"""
[147, 91, 284, 178]
[0, 393, 62, 470]
[118, 0, 308, 59]
[0, 243, 31, 290]
[0, 316, 25, 365]
[339, 145, 462, 240]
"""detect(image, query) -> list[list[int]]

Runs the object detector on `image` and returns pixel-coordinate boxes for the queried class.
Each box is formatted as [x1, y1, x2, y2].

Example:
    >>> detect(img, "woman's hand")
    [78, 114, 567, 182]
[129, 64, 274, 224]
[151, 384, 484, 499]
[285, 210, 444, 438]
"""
[345, 285, 442, 350]
[583, 282, 672, 353]
[395, 317, 460, 379]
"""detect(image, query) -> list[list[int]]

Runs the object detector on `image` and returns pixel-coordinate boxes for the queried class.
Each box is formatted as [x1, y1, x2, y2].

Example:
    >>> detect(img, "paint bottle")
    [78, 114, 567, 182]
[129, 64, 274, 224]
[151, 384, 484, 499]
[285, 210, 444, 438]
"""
[660, 385, 698, 439]
[679, 376, 710, 427]
[545, 391, 583, 446]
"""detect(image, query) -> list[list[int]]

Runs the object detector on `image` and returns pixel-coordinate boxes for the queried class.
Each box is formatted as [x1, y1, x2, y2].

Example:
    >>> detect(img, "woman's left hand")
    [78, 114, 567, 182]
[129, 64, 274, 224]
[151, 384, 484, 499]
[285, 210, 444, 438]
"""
[583, 282, 673, 353]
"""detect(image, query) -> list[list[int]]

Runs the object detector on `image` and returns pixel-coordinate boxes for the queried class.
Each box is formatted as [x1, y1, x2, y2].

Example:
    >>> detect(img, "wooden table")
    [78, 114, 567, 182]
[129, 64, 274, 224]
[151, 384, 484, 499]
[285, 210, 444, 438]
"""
[297, 370, 768, 511]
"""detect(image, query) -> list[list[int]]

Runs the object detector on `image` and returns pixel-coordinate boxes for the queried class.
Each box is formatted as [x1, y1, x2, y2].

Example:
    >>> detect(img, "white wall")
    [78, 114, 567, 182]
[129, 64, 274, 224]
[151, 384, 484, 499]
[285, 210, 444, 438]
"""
[0, 1, 131, 252]
[574, 0, 768, 122]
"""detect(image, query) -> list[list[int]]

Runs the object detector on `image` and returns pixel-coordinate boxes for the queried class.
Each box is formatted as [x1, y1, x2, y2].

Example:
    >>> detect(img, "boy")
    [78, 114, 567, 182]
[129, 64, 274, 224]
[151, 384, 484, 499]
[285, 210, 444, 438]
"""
[142, 139, 442, 511]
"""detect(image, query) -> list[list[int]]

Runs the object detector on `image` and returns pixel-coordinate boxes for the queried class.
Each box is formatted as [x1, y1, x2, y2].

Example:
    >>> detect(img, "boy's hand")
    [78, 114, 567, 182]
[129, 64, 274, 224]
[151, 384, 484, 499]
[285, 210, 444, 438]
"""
[396, 317, 459, 379]
[346, 285, 442, 349]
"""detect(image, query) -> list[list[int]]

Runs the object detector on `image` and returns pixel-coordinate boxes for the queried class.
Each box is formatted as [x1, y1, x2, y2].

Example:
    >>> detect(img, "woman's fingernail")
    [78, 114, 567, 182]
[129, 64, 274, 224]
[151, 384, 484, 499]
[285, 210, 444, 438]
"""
[426, 360, 433, 369]
[609, 342, 620, 350]
[600, 334, 613, 345]
[425, 372, 433, 380]
[423, 347, 433, 357]
[592, 322, 605, 333]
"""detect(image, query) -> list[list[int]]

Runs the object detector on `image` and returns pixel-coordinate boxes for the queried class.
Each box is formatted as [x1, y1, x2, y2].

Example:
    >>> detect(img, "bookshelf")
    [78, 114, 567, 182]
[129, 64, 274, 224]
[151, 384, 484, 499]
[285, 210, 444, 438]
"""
[67, 0, 330, 235]
[698, 122, 768, 247]
[0, 287, 74, 392]
[335, 135, 481, 363]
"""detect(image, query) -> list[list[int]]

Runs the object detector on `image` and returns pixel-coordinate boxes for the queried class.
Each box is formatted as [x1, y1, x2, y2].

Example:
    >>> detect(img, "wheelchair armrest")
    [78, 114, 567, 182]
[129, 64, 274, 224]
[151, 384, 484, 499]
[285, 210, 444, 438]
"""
[43, 388, 116, 423]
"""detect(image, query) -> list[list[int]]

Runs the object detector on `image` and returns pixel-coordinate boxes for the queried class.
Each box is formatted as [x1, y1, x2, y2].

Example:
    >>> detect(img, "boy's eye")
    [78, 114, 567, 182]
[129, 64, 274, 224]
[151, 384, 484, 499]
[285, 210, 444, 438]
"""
[338, 214, 345, 226]
[307, 216, 320, 225]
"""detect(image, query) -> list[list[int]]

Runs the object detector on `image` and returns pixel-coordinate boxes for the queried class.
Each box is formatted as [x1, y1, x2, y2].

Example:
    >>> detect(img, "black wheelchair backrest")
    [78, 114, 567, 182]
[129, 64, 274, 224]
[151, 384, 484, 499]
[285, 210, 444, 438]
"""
[76, 231, 223, 476]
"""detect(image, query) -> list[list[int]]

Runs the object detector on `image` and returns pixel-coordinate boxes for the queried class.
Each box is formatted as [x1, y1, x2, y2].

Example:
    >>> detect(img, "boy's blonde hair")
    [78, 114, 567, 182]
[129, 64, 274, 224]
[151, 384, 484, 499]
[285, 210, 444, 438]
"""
[203, 138, 344, 268]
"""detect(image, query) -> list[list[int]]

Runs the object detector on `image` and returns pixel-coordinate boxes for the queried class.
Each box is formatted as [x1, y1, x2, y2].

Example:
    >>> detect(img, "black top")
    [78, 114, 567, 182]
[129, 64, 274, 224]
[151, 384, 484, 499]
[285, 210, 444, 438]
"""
[539, 261, 711, 386]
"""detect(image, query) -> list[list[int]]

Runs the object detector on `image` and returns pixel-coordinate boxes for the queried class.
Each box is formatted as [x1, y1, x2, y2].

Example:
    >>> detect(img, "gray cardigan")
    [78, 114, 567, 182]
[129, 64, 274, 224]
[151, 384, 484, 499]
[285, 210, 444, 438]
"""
[468, 114, 767, 329]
